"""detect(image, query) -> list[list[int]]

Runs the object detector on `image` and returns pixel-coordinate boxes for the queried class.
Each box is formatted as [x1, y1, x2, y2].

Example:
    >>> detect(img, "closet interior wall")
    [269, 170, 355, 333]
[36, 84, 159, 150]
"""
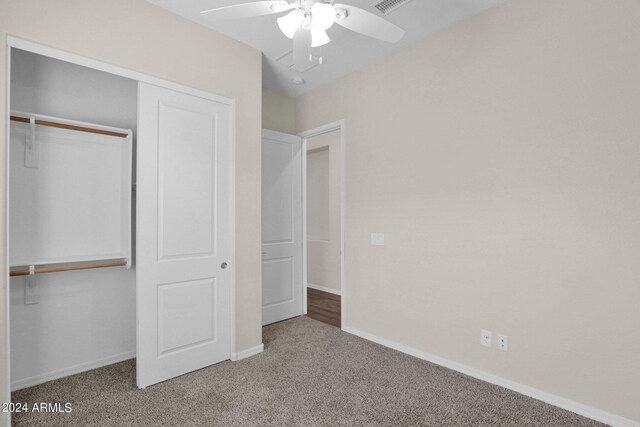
[9, 49, 137, 389]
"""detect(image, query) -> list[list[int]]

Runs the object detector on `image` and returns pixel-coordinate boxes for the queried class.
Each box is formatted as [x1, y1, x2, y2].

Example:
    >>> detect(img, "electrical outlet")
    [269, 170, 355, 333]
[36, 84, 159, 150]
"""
[498, 334, 508, 351]
[481, 329, 492, 347]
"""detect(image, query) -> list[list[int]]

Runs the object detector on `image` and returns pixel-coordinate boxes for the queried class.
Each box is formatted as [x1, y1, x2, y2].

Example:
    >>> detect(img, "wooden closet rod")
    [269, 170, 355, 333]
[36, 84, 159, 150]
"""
[10, 115, 129, 139]
[10, 260, 127, 277]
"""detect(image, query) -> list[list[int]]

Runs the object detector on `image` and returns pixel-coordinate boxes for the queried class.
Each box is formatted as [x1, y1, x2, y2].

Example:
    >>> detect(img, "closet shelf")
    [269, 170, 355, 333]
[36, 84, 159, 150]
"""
[10, 260, 128, 277]
[10, 115, 129, 139]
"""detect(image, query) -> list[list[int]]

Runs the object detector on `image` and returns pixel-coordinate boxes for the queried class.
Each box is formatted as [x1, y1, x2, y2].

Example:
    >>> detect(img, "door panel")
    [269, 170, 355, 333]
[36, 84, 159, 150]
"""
[262, 257, 294, 306]
[263, 141, 294, 243]
[157, 103, 216, 259]
[137, 83, 231, 388]
[157, 278, 216, 355]
[262, 129, 303, 325]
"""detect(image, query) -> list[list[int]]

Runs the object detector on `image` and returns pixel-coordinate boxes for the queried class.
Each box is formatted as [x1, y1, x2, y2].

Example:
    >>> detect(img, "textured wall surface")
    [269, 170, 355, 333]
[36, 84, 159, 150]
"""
[262, 89, 296, 134]
[297, 0, 640, 422]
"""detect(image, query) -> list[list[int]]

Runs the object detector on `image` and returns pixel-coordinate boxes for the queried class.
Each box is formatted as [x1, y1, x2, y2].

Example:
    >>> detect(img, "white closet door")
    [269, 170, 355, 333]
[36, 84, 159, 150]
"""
[136, 83, 231, 388]
[262, 129, 303, 325]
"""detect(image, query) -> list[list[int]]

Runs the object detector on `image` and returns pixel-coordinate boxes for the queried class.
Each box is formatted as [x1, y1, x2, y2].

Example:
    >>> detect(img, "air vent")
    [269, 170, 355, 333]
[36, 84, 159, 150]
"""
[372, 0, 413, 15]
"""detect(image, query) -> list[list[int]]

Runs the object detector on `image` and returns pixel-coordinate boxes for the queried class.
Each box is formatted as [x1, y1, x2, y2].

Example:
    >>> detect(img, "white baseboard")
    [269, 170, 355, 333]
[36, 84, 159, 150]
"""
[11, 351, 135, 391]
[307, 283, 341, 296]
[231, 343, 264, 361]
[343, 326, 639, 427]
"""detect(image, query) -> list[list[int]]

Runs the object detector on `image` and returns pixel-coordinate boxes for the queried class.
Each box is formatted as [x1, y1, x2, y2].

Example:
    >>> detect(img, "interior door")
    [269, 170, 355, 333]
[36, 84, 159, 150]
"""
[262, 129, 303, 325]
[137, 83, 231, 388]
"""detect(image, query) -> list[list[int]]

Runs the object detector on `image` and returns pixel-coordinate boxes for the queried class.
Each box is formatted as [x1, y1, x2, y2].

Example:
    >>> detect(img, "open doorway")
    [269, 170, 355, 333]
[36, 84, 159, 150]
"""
[305, 130, 341, 327]
[302, 123, 345, 329]
[260, 122, 345, 329]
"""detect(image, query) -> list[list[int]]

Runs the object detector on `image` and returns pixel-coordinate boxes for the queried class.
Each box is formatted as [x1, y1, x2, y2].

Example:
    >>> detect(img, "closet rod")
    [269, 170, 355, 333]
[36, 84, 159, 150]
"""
[10, 260, 127, 277]
[10, 115, 129, 139]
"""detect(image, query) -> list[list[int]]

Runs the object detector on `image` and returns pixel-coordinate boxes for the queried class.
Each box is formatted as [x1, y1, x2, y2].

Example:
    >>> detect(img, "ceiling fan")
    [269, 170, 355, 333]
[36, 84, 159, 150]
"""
[201, 0, 405, 66]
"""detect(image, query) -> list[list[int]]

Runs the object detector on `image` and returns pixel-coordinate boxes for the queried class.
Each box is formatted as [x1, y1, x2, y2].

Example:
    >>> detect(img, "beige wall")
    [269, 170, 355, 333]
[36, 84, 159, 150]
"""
[0, 0, 263, 420]
[296, 0, 640, 422]
[262, 88, 296, 134]
[307, 131, 341, 292]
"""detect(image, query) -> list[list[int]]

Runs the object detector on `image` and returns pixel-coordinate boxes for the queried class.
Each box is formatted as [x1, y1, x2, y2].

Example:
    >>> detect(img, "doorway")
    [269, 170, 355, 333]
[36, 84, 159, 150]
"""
[260, 122, 345, 329]
[304, 128, 342, 328]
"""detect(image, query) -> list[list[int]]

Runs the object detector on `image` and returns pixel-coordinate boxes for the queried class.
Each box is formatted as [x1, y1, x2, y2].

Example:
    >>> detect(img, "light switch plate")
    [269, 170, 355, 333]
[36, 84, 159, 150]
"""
[371, 233, 385, 245]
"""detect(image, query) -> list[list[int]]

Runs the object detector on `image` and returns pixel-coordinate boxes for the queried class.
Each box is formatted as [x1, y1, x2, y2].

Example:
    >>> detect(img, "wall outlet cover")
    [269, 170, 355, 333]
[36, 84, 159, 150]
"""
[481, 329, 492, 347]
[498, 334, 508, 351]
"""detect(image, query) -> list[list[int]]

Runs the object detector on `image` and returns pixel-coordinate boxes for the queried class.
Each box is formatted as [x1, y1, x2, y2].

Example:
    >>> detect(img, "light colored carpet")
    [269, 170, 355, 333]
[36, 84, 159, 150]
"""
[12, 316, 604, 426]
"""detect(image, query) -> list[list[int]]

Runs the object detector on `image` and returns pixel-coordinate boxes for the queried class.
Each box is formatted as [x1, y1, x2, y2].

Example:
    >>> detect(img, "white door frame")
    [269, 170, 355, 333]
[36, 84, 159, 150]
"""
[3, 37, 237, 406]
[298, 120, 346, 329]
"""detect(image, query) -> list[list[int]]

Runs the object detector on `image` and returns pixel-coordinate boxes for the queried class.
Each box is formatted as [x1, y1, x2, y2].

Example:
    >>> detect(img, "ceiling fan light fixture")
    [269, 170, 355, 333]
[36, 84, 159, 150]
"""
[311, 26, 331, 47]
[311, 2, 336, 30]
[277, 9, 304, 39]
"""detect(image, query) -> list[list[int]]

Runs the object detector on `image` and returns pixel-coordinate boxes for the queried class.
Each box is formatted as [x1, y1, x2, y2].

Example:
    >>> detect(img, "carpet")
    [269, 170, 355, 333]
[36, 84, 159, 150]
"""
[12, 316, 605, 426]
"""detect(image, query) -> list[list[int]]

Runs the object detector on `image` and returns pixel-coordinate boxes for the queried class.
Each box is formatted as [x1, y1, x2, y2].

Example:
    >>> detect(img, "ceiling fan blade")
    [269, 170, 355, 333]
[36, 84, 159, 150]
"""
[333, 3, 405, 43]
[293, 27, 312, 67]
[200, 1, 293, 20]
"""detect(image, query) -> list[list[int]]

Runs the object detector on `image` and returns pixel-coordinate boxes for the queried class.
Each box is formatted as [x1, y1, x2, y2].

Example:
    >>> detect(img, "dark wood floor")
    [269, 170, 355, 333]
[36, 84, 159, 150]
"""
[306, 287, 341, 328]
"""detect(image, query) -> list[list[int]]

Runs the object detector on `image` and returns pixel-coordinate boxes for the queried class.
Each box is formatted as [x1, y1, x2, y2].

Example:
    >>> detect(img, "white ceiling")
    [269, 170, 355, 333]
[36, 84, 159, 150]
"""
[148, 0, 504, 97]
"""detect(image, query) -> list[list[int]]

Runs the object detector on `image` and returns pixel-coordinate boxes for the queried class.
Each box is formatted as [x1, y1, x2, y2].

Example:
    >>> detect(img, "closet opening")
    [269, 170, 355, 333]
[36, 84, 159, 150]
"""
[8, 48, 138, 391]
[6, 39, 236, 419]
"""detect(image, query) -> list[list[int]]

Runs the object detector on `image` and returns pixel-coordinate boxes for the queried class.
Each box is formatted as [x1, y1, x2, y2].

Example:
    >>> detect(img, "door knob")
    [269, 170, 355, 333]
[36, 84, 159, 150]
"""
[221, 262, 228, 269]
